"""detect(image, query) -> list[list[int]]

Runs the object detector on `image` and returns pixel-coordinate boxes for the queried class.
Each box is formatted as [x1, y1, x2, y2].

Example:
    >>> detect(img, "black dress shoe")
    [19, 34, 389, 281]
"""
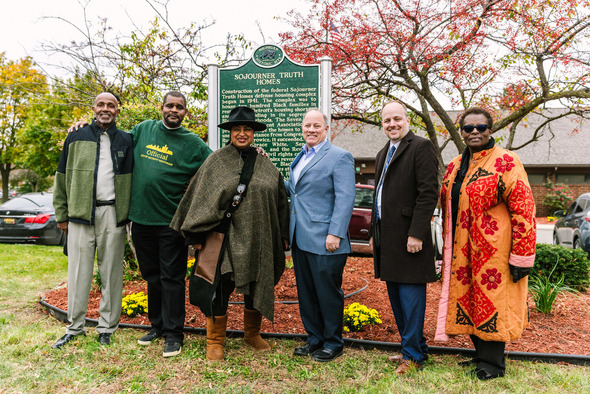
[311, 347, 343, 362]
[469, 367, 505, 380]
[52, 333, 83, 349]
[293, 342, 322, 357]
[98, 333, 112, 346]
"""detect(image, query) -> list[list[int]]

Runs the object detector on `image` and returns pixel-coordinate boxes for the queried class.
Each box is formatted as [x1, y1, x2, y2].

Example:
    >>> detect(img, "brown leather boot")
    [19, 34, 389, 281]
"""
[206, 315, 227, 361]
[243, 308, 271, 350]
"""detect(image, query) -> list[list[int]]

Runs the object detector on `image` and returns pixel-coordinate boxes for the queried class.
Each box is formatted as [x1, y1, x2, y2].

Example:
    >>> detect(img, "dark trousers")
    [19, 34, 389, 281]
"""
[470, 335, 506, 376]
[132, 223, 187, 343]
[292, 239, 347, 351]
[211, 275, 255, 316]
[386, 281, 428, 363]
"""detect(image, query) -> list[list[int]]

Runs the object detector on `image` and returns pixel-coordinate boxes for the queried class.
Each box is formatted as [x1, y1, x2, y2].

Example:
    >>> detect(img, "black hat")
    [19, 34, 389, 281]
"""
[218, 106, 267, 131]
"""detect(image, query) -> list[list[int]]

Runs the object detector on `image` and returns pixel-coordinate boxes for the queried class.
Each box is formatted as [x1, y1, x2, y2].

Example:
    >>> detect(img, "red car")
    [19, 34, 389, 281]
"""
[349, 184, 374, 254]
[348, 184, 443, 258]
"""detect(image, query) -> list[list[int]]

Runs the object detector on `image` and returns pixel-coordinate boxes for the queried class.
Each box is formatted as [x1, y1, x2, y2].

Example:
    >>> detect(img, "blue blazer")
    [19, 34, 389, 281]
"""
[285, 141, 356, 255]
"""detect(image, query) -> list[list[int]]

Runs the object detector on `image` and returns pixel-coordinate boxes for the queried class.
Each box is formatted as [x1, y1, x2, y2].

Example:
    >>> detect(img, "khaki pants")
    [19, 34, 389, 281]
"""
[66, 205, 125, 335]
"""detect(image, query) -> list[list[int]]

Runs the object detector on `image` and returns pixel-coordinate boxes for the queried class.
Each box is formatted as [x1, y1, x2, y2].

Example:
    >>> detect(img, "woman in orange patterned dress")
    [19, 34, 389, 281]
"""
[435, 107, 536, 380]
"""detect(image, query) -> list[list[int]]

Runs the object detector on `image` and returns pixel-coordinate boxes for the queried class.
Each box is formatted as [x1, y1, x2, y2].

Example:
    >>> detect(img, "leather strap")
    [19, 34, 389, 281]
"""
[216, 147, 258, 234]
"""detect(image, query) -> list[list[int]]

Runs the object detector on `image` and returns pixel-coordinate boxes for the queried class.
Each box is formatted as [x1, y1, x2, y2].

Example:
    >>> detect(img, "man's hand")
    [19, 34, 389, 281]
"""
[326, 234, 341, 253]
[369, 236, 373, 250]
[283, 239, 290, 251]
[407, 236, 423, 253]
[193, 244, 203, 251]
[57, 221, 68, 234]
[255, 146, 269, 158]
[68, 120, 89, 133]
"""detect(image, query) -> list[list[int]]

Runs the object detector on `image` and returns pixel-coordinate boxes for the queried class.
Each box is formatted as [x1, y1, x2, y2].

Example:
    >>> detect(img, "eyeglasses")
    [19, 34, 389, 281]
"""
[462, 124, 489, 133]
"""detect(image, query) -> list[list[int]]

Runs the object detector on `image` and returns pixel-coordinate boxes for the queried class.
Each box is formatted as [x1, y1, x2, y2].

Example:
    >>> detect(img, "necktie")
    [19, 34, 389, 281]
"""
[376, 145, 396, 219]
[383, 145, 396, 174]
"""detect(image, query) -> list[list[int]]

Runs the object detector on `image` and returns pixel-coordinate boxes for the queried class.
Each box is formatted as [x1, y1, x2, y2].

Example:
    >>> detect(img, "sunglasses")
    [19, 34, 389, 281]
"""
[462, 124, 489, 133]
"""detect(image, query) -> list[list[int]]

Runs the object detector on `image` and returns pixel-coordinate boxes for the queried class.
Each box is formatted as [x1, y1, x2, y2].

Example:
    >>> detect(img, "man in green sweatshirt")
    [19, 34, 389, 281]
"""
[130, 92, 212, 357]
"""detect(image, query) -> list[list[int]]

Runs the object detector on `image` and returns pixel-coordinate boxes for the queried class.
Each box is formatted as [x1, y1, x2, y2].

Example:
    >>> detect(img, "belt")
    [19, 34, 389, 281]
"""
[96, 200, 116, 206]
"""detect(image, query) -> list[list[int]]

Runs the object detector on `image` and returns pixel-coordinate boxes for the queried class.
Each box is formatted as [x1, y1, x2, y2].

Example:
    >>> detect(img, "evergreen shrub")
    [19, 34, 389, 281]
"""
[533, 244, 590, 291]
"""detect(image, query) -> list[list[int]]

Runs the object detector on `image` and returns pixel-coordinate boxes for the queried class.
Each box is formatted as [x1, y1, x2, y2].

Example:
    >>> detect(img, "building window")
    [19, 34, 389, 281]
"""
[527, 173, 546, 185]
[556, 174, 590, 185]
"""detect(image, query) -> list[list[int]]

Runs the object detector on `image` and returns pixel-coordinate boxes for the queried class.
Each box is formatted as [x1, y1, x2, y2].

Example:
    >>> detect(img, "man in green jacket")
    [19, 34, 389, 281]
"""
[52, 92, 134, 349]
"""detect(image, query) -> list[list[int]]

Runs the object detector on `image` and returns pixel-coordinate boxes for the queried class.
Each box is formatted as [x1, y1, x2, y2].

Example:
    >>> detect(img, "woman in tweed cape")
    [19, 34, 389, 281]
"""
[171, 106, 289, 361]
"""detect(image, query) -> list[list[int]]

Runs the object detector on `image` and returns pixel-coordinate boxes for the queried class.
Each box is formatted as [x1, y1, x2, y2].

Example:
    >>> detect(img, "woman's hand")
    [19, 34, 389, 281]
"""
[509, 264, 530, 283]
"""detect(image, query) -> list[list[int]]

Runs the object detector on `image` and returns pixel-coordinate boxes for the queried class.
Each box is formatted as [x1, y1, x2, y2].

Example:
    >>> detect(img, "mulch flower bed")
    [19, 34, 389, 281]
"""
[42, 256, 590, 355]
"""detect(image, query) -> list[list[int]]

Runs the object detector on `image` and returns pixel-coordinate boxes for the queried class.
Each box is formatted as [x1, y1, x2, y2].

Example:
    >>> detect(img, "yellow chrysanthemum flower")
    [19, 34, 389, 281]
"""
[343, 302, 382, 332]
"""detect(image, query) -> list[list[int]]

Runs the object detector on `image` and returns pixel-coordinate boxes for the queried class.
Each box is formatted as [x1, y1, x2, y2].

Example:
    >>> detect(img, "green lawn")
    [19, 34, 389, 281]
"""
[0, 244, 588, 392]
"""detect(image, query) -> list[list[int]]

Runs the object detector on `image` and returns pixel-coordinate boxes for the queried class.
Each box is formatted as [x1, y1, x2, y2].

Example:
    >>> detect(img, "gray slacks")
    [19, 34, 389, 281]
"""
[65, 205, 125, 335]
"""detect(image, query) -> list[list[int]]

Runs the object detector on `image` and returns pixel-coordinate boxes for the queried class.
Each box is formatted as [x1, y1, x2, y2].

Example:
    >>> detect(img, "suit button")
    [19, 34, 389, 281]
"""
[294, 194, 297, 197]
[292, 211, 295, 214]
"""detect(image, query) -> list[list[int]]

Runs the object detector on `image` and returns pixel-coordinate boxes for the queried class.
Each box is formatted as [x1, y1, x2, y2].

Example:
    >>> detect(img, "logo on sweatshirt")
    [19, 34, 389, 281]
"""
[146, 144, 173, 155]
[143, 144, 174, 166]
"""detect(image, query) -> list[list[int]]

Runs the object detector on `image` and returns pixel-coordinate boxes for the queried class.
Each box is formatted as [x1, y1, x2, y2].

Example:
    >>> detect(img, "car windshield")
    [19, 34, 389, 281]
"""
[355, 188, 374, 208]
[579, 198, 590, 212]
[566, 201, 578, 216]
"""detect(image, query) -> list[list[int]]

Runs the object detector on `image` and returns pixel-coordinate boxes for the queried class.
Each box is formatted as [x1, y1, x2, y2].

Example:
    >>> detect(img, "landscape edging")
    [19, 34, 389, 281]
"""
[39, 297, 590, 366]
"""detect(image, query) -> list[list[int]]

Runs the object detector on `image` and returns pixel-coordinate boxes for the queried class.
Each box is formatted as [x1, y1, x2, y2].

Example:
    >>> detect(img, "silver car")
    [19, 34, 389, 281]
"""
[553, 192, 590, 253]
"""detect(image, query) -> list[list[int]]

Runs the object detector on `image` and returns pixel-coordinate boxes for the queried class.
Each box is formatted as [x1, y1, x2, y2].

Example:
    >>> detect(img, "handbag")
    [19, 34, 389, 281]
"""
[194, 231, 225, 284]
[188, 148, 257, 316]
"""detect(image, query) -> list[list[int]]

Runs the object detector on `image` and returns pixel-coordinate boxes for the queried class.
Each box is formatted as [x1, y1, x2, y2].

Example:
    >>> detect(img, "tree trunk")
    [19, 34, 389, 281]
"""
[0, 164, 12, 203]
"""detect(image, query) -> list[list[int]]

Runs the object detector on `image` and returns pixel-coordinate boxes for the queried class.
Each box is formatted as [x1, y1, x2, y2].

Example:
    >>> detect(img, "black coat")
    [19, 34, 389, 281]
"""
[371, 131, 439, 283]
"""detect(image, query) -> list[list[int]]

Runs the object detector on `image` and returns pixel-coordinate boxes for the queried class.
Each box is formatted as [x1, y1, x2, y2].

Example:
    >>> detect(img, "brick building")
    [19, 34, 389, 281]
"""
[332, 108, 590, 217]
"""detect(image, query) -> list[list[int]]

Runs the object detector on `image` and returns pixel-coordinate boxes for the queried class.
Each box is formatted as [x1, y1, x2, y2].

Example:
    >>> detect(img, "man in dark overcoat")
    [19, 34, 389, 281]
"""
[369, 100, 439, 374]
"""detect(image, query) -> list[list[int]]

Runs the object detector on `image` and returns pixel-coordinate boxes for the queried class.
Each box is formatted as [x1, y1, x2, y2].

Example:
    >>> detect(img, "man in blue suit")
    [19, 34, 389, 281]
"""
[286, 108, 356, 362]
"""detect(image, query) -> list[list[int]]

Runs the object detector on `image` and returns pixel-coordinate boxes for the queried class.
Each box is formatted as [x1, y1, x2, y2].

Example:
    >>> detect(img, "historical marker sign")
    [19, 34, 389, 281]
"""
[214, 45, 321, 177]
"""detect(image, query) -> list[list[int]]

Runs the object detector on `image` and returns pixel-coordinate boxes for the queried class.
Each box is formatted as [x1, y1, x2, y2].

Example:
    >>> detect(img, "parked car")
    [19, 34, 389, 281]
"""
[348, 184, 443, 258]
[431, 207, 443, 260]
[0, 190, 19, 200]
[0, 192, 64, 245]
[553, 192, 590, 254]
[349, 184, 374, 254]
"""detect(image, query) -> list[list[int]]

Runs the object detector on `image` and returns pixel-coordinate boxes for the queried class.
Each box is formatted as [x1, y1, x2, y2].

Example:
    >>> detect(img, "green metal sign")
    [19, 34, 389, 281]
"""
[217, 45, 320, 177]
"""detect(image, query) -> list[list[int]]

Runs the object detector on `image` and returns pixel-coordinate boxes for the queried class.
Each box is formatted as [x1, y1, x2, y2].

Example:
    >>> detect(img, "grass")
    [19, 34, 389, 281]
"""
[1, 244, 589, 392]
